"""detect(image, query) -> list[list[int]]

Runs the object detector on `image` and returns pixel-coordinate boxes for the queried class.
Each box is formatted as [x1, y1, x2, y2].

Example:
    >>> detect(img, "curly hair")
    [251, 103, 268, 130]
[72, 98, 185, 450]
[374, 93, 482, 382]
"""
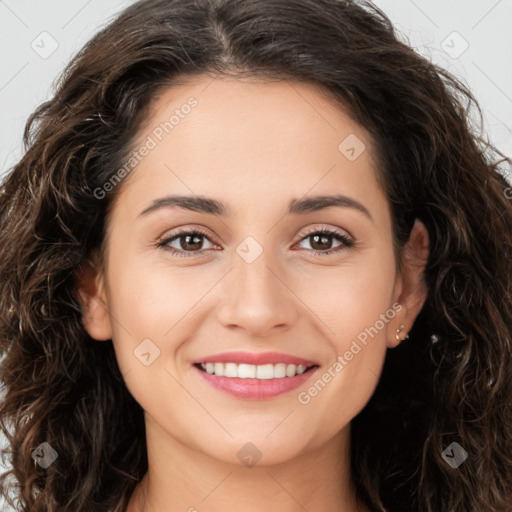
[1, 0, 511, 511]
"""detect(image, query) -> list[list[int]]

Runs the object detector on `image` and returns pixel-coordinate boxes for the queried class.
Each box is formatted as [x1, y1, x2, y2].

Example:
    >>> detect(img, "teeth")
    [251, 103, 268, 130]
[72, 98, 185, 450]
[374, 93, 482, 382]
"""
[224, 363, 238, 378]
[199, 362, 311, 379]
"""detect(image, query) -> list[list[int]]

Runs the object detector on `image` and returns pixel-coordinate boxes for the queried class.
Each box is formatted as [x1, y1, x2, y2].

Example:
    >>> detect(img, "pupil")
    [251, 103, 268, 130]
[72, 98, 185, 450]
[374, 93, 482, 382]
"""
[182, 234, 202, 250]
[311, 234, 331, 250]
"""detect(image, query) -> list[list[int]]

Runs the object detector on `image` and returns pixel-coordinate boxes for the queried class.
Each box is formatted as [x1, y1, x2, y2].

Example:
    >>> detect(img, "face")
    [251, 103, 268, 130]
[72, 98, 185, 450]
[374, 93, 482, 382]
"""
[79, 75, 428, 466]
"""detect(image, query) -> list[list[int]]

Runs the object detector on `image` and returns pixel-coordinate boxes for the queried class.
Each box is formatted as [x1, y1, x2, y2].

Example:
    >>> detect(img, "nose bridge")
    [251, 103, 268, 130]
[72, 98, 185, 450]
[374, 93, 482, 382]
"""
[233, 236, 284, 307]
[216, 235, 298, 335]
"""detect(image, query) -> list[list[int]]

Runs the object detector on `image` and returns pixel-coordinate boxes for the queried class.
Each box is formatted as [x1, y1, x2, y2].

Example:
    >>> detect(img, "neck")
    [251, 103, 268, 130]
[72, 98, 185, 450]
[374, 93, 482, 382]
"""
[127, 418, 367, 512]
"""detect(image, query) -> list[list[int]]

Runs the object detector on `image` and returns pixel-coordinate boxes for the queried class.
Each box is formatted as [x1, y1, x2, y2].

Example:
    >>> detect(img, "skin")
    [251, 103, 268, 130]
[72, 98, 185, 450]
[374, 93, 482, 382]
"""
[78, 75, 429, 512]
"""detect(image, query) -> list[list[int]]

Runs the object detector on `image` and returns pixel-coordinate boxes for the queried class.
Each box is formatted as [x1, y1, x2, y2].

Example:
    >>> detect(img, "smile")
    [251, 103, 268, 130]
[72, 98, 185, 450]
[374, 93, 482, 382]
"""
[193, 362, 319, 400]
[197, 362, 314, 379]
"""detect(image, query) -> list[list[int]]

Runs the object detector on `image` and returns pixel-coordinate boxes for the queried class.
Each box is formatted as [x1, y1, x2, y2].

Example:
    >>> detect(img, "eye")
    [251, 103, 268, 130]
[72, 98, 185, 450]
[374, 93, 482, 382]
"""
[294, 227, 354, 256]
[156, 228, 218, 257]
[156, 226, 354, 258]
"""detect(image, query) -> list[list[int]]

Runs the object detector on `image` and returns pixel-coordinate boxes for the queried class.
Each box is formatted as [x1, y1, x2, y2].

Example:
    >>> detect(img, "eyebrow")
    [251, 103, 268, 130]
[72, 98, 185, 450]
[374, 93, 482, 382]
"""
[138, 193, 373, 221]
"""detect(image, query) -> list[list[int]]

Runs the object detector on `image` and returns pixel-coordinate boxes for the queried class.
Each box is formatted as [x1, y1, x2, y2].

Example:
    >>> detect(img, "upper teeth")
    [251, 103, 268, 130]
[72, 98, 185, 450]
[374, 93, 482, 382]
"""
[199, 362, 309, 379]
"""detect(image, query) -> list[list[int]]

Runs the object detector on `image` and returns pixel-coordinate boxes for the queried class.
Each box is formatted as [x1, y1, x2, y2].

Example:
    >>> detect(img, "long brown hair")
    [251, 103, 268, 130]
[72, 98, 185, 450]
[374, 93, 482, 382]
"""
[1, 1, 511, 511]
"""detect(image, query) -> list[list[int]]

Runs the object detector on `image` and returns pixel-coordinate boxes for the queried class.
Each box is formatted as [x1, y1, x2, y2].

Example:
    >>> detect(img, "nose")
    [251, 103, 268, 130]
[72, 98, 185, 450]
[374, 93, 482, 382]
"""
[216, 248, 299, 339]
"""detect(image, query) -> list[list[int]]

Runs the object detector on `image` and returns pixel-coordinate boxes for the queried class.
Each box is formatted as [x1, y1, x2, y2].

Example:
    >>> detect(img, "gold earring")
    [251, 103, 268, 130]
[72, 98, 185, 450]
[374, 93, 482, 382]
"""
[395, 324, 409, 342]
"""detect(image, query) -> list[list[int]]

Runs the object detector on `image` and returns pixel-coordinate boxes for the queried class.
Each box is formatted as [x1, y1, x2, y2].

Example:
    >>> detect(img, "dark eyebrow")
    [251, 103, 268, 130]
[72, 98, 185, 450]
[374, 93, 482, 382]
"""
[138, 193, 372, 221]
[288, 194, 372, 221]
[139, 195, 228, 217]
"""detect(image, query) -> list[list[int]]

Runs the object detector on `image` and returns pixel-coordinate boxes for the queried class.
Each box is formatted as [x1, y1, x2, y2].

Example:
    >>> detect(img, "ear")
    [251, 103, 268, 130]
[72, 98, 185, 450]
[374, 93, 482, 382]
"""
[75, 253, 113, 341]
[388, 218, 429, 348]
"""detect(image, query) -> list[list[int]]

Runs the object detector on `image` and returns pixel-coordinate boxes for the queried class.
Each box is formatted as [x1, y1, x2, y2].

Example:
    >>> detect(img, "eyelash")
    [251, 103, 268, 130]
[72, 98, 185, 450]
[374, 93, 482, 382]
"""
[156, 227, 354, 258]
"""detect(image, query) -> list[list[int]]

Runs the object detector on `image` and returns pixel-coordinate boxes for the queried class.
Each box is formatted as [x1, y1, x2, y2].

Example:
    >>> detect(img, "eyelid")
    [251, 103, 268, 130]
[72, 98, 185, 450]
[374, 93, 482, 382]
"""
[297, 224, 352, 240]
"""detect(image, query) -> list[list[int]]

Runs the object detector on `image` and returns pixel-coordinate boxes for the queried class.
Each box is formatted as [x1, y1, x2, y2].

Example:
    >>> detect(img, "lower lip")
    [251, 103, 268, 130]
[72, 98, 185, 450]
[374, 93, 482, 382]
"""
[193, 364, 319, 399]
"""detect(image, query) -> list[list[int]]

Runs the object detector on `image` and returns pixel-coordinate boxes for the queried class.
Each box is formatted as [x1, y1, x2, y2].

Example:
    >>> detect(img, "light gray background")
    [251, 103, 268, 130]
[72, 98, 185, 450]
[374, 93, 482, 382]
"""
[0, 0, 511, 506]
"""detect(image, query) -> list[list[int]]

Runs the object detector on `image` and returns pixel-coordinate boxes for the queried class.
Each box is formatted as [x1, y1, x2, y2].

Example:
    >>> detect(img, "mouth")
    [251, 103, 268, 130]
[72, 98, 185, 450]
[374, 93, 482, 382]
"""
[194, 362, 318, 379]
[192, 362, 320, 400]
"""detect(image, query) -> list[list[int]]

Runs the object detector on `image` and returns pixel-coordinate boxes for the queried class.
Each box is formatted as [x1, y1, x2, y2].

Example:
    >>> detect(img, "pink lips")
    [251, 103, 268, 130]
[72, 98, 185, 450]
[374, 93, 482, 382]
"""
[193, 351, 319, 400]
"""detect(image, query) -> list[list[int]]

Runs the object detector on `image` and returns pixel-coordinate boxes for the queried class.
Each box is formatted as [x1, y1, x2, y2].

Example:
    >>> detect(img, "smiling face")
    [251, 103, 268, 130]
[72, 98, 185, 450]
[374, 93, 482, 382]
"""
[78, 74, 428, 467]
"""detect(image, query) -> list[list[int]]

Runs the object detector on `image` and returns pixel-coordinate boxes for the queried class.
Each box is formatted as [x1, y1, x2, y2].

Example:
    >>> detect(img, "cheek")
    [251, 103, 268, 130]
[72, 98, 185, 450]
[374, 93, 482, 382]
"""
[103, 256, 163, 367]
[104, 263, 197, 410]
[104, 252, 218, 370]
[290, 256, 397, 344]
[290, 255, 396, 417]
[294, 284, 393, 441]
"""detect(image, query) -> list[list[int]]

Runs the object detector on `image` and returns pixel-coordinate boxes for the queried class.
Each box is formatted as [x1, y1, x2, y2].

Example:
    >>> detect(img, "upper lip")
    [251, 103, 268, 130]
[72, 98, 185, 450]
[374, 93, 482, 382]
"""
[194, 351, 318, 366]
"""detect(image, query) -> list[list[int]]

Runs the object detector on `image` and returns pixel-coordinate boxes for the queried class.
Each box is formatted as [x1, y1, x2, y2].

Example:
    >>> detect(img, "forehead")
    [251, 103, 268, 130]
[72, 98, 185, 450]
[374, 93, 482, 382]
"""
[111, 75, 386, 223]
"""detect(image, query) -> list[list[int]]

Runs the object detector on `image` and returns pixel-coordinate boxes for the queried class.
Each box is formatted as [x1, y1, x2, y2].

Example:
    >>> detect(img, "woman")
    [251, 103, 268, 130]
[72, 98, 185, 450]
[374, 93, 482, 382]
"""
[1, 0, 511, 511]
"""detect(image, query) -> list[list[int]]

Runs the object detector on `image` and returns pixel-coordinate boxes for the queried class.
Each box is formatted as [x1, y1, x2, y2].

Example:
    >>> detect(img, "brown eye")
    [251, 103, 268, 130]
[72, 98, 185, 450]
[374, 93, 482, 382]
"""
[157, 229, 217, 257]
[296, 228, 354, 255]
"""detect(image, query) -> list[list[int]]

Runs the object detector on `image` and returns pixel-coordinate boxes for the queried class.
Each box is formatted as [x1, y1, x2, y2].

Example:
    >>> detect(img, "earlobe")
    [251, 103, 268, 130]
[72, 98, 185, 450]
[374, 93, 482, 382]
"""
[75, 255, 113, 341]
[388, 219, 430, 348]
